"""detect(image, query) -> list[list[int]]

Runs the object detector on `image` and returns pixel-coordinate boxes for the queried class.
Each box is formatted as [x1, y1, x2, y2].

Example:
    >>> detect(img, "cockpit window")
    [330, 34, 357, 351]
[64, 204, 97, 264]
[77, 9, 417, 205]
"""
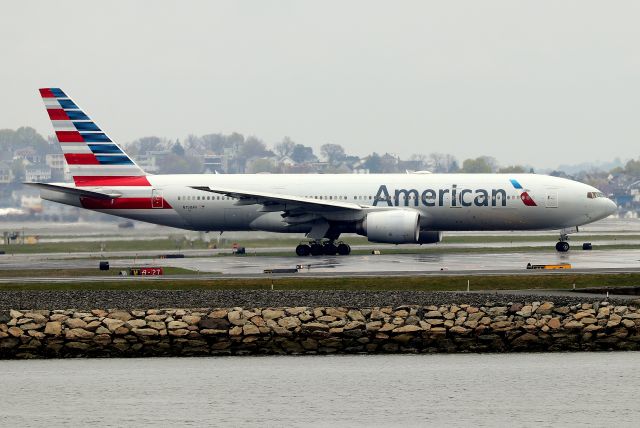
[587, 192, 605, 199]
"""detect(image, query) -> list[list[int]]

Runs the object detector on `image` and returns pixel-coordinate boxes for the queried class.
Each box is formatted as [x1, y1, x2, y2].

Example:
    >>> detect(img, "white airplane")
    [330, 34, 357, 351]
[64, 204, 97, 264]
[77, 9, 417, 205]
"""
[31, 88, 617, 256]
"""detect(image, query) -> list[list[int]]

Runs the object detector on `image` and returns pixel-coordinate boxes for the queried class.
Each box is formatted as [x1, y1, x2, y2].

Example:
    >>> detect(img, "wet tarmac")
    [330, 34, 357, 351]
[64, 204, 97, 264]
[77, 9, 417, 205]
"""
[1, 248, 639, 277]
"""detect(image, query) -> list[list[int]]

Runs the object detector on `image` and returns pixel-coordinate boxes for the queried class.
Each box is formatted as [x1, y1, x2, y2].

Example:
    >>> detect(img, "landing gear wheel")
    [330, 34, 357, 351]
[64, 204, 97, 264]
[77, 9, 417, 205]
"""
[295, 244, 310, 256]
[555, 241, 570, 252]
[337, 243, 351, 255]
[310, 243, 324, 256]
[323, 242, 338, 255]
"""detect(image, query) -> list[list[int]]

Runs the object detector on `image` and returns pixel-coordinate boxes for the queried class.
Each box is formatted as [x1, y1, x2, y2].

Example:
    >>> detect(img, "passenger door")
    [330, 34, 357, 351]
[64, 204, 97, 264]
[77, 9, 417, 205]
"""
[545, 190, 558, 208]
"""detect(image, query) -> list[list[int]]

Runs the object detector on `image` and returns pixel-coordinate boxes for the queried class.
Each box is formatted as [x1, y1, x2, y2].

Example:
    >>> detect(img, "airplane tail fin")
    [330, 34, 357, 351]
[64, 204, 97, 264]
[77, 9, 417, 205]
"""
[39, 88, 149, 187]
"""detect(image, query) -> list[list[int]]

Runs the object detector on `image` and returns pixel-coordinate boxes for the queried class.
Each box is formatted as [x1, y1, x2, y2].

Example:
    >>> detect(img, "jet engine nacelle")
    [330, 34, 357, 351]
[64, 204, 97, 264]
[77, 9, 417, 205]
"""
[417, 230, 442, 244]
[360, 210, 420, 244]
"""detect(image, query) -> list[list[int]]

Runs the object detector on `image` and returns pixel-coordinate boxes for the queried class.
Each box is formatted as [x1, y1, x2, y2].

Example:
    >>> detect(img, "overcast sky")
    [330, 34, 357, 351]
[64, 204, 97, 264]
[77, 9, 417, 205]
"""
[2, 1, 639, 168]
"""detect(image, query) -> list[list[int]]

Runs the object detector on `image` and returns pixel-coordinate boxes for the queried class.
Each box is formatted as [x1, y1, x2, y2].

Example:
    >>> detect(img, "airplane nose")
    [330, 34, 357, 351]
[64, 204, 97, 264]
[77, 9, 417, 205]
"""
[605, 198, 617, 216]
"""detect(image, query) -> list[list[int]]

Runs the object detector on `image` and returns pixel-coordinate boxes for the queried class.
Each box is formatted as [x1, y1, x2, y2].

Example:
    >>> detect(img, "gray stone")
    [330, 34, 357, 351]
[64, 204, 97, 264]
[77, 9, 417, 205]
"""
[229, 326, 243, 336]
[536, 302, 554, 315]
[44, 322, 62, 336]
[24, 313, 47, 323]
[347, 310, 365, 322]
[242, 324, 260, 335]
[392, 325, 421, 333]
[167, 321, 189, 330]
[95, 326, 111, 335]
[9, 310, 23, 319]
[262, 309, 284, 320]
[126, 319, 147, 329]
[325, 308, 347, 318]
[8, 327, 23, 337]
[201, 329, 227, 335]
[564, 321, 584, 329]
[278, 317, 301, 329]
[302, 322, 330, 331]
[108, 311, 132, 321]
[19, 323, 41, 331]
[228, 311, 246, 326]
[199, 317, 229, 330]
[449, 326, 471, 335]
[285, 307, 307, 315]
[50, 314, 68, 322]
[208, 309, 228, 319]
[132, 328, 159, 336]
[65, 318, 87, 329]
[65, 328, 95, 340]
[181, 315, 201, 325]
[103, 318, 125, 332]
[488, 307, 508, 316]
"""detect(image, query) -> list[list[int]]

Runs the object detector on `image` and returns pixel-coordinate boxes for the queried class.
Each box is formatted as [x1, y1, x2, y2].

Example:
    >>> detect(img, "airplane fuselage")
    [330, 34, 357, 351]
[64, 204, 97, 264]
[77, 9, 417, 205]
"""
[40, 173, 616, 235]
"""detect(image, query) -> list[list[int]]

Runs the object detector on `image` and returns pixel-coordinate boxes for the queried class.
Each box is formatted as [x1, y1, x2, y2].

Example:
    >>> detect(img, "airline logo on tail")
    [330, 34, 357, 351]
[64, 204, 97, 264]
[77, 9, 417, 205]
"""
[39, 88, 148, 187]
[509, 179, 537, 206]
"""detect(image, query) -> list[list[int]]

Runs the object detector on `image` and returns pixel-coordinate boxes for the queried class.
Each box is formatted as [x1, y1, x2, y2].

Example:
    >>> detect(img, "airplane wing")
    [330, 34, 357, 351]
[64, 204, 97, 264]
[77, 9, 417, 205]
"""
[190, 186, 364, 211]
[26, 182, 122, 200]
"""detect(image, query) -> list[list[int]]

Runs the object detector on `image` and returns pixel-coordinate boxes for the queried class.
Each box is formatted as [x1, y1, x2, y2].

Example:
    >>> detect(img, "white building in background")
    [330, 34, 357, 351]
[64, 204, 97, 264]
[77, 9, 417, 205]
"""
[45, 153, 67, 181]
[135, 150, 170, 174]
[0, 162, 13, 184]
[203, 154, 225, 173]
[25, 165, 52, 182]
[45, 153, 64, 170]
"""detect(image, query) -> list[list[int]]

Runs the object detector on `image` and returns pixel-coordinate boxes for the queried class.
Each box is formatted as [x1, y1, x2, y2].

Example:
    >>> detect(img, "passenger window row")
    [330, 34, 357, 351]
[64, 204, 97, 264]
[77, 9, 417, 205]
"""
[178, 195, 235, 201]
[177, 193, 523, 202]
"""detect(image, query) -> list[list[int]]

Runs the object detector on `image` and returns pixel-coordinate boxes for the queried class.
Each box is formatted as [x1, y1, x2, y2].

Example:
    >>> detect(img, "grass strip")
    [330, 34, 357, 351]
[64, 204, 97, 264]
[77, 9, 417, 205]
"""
[0, 273, 638, 292]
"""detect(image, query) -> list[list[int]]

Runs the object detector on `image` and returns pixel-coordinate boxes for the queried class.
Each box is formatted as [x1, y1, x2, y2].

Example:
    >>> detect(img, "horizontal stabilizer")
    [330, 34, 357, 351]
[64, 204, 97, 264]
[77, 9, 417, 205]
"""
[26, 182, 122, 200]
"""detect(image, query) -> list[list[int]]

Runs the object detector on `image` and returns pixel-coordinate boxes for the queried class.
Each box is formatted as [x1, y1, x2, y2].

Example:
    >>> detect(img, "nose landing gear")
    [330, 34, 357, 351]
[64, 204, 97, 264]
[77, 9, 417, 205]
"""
[295, 240, 351, 256]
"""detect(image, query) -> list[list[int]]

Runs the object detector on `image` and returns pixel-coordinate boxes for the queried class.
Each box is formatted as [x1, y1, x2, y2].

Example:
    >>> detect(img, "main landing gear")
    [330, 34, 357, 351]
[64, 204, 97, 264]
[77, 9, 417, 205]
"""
[295, 240, 351, 256]
[555, 232, 570, 252]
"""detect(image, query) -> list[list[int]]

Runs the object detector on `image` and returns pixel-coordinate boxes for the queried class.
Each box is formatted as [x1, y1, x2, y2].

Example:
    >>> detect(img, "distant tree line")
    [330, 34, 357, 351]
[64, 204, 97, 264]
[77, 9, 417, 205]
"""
[2, 126, 640, 193]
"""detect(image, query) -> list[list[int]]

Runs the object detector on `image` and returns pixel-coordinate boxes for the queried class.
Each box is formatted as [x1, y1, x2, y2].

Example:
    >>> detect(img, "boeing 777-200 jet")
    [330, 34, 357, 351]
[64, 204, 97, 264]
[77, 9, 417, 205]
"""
[30, 88, 617, 256]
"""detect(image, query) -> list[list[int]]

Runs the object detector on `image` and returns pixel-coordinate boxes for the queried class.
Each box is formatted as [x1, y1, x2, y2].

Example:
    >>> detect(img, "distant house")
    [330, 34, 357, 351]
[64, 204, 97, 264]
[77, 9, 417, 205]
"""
[45, 153, 67, 181]
[0, 162, 13, 184]
[203, 153, 225, 173]
[135, 150, 170, 174]
[278, 156, 296, 168]
[25, 165, 52, 182]
[13, 147, 43, 164]
[45, 153, 65, 170]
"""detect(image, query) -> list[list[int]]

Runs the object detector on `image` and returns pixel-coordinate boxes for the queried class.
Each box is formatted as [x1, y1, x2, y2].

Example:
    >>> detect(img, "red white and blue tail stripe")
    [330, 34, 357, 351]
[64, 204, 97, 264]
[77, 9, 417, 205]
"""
[39, 88, 149, 187]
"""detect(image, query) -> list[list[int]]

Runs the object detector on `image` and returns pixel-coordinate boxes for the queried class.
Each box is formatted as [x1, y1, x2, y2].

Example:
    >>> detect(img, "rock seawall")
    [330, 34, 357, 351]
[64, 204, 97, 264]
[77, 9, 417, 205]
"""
[1, 301, 639, 358]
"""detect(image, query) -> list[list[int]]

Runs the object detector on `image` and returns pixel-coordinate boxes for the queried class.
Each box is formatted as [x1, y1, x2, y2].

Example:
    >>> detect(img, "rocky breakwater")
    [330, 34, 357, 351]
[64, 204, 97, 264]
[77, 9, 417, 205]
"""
[1, 301, 640, 358]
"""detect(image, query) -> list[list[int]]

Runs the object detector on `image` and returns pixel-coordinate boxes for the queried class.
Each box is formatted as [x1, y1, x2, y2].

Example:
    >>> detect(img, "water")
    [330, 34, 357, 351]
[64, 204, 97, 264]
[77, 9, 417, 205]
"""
[1, 353, 638, 427]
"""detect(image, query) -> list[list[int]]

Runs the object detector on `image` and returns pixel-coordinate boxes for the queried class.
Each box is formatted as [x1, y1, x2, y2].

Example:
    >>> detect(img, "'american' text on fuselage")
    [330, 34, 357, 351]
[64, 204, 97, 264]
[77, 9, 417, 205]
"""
[373, 184, 510, 208]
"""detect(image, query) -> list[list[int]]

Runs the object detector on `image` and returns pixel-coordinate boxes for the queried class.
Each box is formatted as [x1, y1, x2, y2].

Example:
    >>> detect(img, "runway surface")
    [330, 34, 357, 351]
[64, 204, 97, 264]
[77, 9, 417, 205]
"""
[1, 248, 640, 278]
